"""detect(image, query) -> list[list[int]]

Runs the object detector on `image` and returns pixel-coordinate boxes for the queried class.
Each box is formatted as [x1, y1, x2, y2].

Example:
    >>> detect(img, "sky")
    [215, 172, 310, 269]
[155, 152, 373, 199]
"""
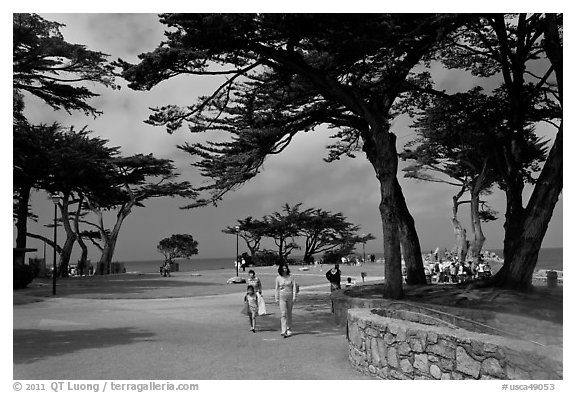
[11, 11, 564, 264]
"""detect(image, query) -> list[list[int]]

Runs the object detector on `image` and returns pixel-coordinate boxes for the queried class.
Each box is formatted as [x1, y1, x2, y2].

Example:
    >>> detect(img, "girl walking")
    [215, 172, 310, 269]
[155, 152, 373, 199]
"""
[244, 285, 259, 333]
[247, 269, 267, 315]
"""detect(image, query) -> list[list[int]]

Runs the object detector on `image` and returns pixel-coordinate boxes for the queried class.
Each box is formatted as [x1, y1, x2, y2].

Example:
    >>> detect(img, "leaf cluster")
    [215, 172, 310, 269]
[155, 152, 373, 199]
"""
[157, 234, 199, 262]
[13, 13, 118, 118]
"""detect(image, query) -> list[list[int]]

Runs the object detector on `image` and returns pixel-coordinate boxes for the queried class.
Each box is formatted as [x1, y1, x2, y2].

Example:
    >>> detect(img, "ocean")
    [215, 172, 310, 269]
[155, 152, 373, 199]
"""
[120, 247, 562, 274]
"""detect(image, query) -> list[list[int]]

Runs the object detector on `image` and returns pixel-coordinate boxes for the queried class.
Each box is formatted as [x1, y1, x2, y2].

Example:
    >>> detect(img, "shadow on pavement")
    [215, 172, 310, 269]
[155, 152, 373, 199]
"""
[252, 293, 345, 338]
[13, 327, 156, 364]
[14, 276, 223, 304]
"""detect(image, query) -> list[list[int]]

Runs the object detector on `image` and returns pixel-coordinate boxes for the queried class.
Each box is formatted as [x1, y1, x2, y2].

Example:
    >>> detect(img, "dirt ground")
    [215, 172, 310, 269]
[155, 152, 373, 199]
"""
[347, 281, 563, 325]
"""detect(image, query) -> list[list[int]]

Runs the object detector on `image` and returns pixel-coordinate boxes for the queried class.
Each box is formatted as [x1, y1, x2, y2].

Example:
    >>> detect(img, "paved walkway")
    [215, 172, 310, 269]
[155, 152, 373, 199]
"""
[13, 282, 374, 380]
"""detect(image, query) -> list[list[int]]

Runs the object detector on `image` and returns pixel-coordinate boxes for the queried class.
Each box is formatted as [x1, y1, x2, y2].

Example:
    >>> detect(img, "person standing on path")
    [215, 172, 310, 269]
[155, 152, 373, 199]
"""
[325, 263, 341, 291]
[326, 263, 341, 313]
[247, 269, 266, 315]
[275, 264, 297, 338]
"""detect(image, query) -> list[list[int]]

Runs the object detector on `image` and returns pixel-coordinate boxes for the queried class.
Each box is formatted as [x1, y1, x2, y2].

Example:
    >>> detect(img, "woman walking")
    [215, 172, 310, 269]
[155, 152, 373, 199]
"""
[275, 264, 297, 338]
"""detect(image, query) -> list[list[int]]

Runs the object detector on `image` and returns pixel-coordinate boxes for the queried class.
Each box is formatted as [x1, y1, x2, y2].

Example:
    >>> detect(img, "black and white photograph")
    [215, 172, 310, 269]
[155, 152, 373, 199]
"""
[9, 3, 565, 390]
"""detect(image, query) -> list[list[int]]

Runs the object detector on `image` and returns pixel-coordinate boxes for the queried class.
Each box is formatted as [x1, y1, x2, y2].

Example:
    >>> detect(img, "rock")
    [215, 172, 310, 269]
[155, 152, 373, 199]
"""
[387, 346, 399, 368]
[481, 357, 506, 378]
[348, 322, 363, 348]
[400, 359, 414, 374]
[430, 364, 442, 379]
[456, 346, 481, 378]
[414, 353, 429, 373]
[371, 338, 381, 366]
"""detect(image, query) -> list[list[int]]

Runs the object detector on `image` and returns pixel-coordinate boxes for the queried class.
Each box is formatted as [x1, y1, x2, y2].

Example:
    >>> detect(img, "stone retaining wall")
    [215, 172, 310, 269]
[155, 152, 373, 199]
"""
[348, 309, 562, 380]
[332, 289, 562, 347]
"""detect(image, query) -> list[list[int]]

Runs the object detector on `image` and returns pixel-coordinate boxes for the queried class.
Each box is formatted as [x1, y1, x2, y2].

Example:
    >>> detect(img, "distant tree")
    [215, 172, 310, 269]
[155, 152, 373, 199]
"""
[43, 127, 119, 277]
[85, 154, 197, 274]
[119, 14, 473, 298]
[14, 123, 117, 277]
[157, 234, 199, 264]
[14, 122, 60, 251]
[13, 13, 118, 121]
[296, 207, 375, 263]
[261, 203, 303, 262]
[222, 217, 267, 258]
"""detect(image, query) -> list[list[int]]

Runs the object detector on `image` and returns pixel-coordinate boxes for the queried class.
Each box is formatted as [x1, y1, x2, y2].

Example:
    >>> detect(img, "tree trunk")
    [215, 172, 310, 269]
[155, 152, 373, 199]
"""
[99, 208, 129, 273]
[365, 128, 404, 299]
[468, 191, 486, 264]
[15, 184, 32, 250]
[451, 189, 468, 263]
[73, 194, 89, 274]
[57, 196, 77, 278]
[492, 126, 562, 289]
[452, 219, 467, 263]
[395, 179, 427, 285]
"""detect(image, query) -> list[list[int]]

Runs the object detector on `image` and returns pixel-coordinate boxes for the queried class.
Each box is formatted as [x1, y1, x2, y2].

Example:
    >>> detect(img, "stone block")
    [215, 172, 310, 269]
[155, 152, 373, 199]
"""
[378, 367, 390, 379]
[439, 338, 457, 349]
[441, 372, 451, 380]
[348, 322, 364, 349]
[400, 358, 414, 374]
[434, 356, 454, 372]
[365, 327, 380, 338]
[481, 357, 506, 378]
[471, 340, 485, 356]
[428, 343, 455, 359]
[371, 338, 381, 366]
[427, 332, 438, 344]
[483, 342, 499, 353]
[368, 365, 377, 374]
[390, 369, 411, 380]
[384, 332, 396, 345]
[398, 342, 412, 356]
[414, 353, 429, 373]
[409, 338, 424, 353]
[387, 346, 399, 368]
[377, 339, 388, 366]
[456, 346, 481, 378]
[452, 371, 463, 380]
[389, 323, 399, 335]
[396, 325, 407, 342]
[349, 346, 367, 367]
[430, 364, 442, 379]
[505, 365, 531, 380]
[365, 336, 371, 354]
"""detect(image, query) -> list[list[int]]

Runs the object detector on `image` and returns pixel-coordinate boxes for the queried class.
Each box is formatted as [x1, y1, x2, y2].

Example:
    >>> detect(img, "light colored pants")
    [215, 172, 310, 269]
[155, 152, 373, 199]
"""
[278, 296, 294, 334]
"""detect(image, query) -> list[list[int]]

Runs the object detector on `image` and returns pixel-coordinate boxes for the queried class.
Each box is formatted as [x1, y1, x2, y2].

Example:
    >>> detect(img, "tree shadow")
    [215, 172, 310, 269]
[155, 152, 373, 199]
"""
[255, 293, 345, 338]
[14, 276, 223, 304]
[13, 327, 156, 364]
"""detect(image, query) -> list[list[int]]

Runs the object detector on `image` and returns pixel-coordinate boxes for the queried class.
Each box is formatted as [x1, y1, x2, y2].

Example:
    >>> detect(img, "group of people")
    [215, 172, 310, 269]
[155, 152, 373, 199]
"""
[242, 265, 298, 338]
[242, 262, 358, 336]
[431, 260, 492, 284]
[160, 261, 172, 277]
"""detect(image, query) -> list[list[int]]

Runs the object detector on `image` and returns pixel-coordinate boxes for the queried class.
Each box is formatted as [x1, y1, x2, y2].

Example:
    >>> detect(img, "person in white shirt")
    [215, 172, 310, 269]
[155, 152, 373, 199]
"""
[275, 264, 297, 338]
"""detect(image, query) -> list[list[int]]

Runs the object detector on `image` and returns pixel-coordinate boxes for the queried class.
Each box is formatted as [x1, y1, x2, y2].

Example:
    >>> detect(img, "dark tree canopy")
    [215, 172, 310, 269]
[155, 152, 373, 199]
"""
[13, 13, 118, 120]
[158, 234, 199, 263]
[119, 13, 470, 206]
